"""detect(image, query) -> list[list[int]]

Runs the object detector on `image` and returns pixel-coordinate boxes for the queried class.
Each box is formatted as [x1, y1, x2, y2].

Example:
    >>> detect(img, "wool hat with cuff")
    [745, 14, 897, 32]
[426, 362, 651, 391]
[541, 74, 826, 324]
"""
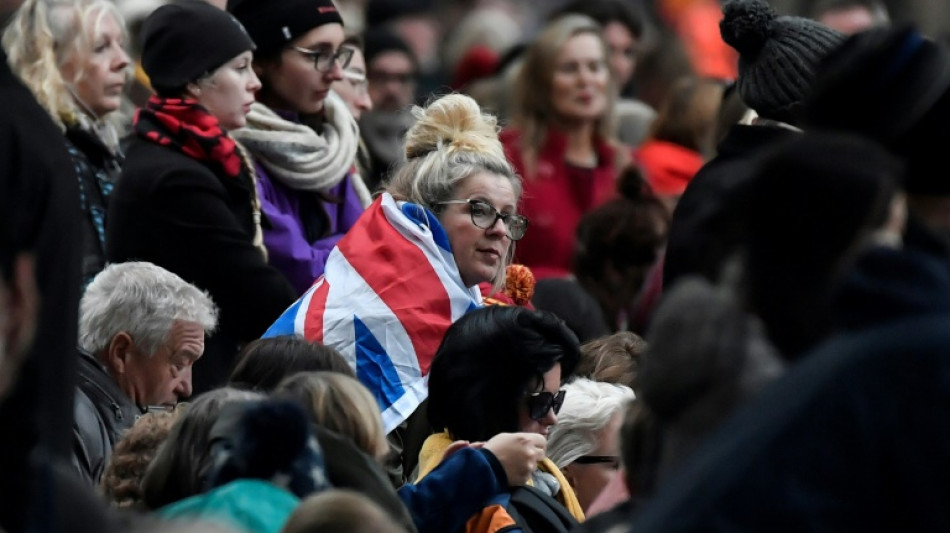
[140, 0, 256, 94]
[228, 0, 343, 59]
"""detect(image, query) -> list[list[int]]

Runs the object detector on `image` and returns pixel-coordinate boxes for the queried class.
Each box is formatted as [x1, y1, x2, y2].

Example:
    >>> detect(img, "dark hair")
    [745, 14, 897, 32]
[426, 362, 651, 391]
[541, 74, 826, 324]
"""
[552, 0, 647, 39]
[229, 336, 355, 392]
[427, 306, 580, 442]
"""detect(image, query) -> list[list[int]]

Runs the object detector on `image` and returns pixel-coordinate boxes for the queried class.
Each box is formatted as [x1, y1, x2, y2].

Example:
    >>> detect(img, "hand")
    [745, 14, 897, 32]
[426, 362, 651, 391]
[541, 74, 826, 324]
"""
[483, 432, 546, 486]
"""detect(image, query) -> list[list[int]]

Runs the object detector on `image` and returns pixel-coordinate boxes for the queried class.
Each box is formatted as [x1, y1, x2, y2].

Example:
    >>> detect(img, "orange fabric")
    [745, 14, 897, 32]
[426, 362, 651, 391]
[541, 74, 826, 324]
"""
[465, 504, 518, 533]
[659, 0, 738, 80]
[635, 140, 704, 196]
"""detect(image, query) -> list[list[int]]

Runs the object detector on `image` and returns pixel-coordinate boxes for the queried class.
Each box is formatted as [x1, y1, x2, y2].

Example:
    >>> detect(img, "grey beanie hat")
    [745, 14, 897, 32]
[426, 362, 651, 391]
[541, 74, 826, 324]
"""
[720, 0, 844, 124]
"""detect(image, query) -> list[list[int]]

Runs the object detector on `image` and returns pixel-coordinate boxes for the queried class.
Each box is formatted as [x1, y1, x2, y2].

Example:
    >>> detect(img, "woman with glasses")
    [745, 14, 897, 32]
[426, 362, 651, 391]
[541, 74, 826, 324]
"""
[227, 0, 372, 296]
[263, 92, 528, 484]
[545, 377, 635, 512]
[106, 0, 298, 394]
[417, 305, 586, 530]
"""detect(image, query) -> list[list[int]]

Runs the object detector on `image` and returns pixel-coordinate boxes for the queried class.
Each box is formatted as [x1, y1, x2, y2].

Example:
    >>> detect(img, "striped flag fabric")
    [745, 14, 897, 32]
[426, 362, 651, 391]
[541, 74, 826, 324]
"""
[264, 193, 482, 432]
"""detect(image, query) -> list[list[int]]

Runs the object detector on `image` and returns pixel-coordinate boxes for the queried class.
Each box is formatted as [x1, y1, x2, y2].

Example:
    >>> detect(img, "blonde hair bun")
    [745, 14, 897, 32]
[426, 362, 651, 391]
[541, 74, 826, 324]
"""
[404, 93, 505, 161]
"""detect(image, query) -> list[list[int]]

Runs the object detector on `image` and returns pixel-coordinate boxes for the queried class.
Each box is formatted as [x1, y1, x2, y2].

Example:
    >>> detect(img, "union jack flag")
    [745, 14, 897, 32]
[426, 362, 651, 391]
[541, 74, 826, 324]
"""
[264, 193, 482, 432]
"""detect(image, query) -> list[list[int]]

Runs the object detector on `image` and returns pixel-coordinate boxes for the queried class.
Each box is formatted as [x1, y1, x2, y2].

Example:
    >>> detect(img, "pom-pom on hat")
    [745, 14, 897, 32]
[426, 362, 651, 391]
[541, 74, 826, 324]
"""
[141, 0, 255, 94]
[719, 0, 844, 124]
[228, 0, 343, 59]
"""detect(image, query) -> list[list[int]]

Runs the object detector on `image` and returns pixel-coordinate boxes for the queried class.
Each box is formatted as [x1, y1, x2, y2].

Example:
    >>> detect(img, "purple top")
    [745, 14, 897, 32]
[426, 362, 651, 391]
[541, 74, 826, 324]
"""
[256, 162, 366, 295]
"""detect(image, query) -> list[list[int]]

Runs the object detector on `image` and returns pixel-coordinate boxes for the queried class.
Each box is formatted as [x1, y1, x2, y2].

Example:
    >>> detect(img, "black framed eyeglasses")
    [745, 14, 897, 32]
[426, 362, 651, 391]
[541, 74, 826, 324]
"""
[524, 389, 566, 421]
[572, 455, 620, 469]
[290, 45, 354, 73]
[434, 199, 529, 241]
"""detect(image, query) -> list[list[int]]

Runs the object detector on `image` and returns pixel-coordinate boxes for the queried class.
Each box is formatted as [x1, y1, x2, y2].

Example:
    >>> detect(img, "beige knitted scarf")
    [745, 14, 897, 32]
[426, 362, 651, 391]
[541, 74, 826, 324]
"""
[232, 91, 372, 207]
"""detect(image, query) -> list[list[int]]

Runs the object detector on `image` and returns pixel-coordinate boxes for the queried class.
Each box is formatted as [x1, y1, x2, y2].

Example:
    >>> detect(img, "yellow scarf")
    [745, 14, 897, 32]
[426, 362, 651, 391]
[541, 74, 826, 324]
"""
[416, 431, 585, 522]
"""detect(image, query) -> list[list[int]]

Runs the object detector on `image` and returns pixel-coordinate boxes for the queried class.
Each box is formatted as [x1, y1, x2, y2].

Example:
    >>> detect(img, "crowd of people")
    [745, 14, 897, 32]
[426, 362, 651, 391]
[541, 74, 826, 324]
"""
[3, 0, 950, 531]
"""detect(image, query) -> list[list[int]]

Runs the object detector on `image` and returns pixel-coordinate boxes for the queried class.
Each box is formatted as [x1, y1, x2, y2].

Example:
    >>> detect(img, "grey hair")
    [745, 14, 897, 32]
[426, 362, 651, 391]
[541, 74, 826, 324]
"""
[546, 377, 635, 469]
[385, 93, 523, 291]
[79, 261, 219, 356]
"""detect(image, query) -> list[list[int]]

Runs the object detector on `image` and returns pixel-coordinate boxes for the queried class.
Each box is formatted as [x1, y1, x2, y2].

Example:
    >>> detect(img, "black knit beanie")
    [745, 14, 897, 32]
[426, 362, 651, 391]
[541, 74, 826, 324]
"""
[719, 0, 844, 124]
[228, 0, 343, 60]
[141, 0, 255, 94]
[803, 25, 950, 195]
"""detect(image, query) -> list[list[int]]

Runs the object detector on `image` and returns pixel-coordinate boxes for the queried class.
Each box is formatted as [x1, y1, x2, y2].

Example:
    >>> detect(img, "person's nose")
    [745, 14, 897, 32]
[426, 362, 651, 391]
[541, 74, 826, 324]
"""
[248, 68, 262, 94]
[326, 59, 345, 82]
[114, 44, 131, 72]
[174, 366, 193, 400]
[485, 215, 508, 239]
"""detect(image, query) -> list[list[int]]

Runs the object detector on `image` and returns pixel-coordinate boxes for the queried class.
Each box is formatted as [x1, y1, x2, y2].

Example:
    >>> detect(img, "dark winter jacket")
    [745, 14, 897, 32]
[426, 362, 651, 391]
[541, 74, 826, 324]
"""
[632, 248, 950, 532]
[64, 125, 121, 289]
[107, 138, 297, 393]
[663, 124, 799, 290]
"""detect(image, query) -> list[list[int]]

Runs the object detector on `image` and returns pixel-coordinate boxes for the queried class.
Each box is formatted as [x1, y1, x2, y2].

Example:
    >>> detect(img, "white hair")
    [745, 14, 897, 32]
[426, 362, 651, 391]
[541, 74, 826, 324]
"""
[546, 377, 635, 469]
[79, 262, 219, 356]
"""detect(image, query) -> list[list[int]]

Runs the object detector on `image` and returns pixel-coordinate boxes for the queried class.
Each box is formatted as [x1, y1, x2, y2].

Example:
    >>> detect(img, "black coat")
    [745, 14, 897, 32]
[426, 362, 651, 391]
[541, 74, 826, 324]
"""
[663, 124, 800, 290]
[64, 126, 121, 289]
[107, 138, 297, 394]
[0, 50, 120, 533]
[632, 249, 950, 532]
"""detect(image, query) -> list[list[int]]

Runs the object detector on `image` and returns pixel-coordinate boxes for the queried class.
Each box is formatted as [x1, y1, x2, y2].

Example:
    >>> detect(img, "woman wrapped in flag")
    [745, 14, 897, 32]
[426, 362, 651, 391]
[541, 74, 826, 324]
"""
[264, 92, 527, 479]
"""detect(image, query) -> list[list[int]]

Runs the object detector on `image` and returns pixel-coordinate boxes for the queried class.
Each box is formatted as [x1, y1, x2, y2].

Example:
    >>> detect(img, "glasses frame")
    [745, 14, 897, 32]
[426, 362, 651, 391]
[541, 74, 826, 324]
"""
[290, 45, 355, 73]
[524, 389, 566, 421]
[434, 199, 529, 241]
[572, 455, 620, 469]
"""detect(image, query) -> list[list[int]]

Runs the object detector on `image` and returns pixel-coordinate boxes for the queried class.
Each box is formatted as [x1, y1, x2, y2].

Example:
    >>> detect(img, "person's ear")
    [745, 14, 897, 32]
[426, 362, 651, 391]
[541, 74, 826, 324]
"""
[105, 331, 135, 376]
[185, 82, 202, 100]
[562, 463, 578, 488]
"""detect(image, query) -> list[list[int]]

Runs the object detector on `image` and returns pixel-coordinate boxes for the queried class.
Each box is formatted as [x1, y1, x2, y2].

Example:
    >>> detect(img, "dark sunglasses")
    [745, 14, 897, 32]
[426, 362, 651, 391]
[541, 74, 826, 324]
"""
[525, 389, 566, 421]
[572, 455, 620, 469]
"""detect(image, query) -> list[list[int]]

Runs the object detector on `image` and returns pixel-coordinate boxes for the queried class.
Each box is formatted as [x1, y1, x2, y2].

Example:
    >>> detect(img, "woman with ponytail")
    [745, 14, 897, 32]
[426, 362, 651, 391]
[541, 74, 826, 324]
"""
[106, 0, 297, 395]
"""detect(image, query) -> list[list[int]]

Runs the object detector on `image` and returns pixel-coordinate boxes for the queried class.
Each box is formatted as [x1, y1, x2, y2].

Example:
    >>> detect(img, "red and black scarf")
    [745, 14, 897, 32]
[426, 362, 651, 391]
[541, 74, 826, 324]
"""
[134, 95, 243, 178]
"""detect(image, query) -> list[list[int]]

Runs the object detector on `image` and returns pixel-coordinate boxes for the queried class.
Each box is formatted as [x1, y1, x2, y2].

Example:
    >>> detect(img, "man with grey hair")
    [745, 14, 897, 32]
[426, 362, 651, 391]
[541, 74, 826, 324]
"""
[72, 261, 218, 484]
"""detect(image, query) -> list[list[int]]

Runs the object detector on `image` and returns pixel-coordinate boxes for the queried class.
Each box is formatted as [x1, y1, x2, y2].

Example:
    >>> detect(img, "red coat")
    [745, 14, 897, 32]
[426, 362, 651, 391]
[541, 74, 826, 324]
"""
[501, 128, 623, 279]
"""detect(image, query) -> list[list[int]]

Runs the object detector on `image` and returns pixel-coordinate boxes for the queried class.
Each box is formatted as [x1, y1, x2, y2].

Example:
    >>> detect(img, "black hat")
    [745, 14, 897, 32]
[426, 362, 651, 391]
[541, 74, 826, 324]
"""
[228, 0, 343, 59]
[141, 0, 255, 93]
[804, 25, 950, 195]
[720, 0, 844, 124]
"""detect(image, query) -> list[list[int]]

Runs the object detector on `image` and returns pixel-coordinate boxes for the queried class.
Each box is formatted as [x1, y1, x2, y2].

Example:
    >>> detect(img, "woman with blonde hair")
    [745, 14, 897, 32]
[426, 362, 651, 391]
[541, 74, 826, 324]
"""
[502, 14, 634, 280]
[3, 0, 131, 288]
[264, 92, 527, 481]
[275, 371, 390, 461]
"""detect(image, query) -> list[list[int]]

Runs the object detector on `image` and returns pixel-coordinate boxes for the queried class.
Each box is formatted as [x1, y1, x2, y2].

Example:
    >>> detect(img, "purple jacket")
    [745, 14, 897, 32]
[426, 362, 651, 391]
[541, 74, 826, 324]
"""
[256, 162, 366, 295]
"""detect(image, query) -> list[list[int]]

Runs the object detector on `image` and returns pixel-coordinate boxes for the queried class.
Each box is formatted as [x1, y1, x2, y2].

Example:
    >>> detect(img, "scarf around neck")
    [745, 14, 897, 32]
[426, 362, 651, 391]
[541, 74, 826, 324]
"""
[134, 96, 243, 178]
[133, 95, 268, 259]
[231, 91, 372, 207]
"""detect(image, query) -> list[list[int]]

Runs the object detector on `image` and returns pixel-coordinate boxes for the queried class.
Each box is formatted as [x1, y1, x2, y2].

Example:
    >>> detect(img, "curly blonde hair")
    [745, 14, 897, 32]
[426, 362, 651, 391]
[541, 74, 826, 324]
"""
[385, 93, 522, 291]
[2, 0, 128, 129]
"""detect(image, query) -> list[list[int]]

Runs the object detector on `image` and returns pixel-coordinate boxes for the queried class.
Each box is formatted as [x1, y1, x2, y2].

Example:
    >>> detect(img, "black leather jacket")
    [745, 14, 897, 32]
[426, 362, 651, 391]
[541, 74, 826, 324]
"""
[71, 350, 143, 485]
